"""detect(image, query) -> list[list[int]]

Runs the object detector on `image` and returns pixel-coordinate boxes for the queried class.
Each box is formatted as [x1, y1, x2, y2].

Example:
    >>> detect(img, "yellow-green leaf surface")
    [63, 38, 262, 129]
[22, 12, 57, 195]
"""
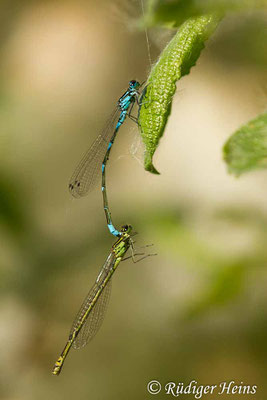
[224, 112, 267, 176]
[138, 14, 220, 173]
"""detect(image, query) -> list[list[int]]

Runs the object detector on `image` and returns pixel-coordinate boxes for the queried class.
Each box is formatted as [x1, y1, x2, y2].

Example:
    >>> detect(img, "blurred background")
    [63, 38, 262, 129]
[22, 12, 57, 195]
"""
[0, 0, 266, 399]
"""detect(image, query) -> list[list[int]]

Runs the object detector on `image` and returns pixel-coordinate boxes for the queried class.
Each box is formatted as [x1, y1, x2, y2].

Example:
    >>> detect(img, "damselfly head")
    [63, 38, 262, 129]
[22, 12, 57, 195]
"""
[129, 80, 140, 90]
[120, 224, 132, 234]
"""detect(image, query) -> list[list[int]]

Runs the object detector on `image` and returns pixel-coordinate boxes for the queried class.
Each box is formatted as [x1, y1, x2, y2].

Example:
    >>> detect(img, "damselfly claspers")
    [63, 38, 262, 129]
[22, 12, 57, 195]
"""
[52, 224, 149, 376]
[69, 80, 141, 237]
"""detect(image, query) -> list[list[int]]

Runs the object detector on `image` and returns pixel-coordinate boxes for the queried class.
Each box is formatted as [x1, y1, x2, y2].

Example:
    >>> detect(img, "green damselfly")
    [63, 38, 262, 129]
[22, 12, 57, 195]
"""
[69, 80, 141, 237]
[52, 224, 152, 375]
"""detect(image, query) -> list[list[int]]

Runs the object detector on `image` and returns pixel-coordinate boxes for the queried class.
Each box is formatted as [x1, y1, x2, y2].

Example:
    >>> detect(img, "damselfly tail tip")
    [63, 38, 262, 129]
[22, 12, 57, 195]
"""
[52, 357, 63, 376]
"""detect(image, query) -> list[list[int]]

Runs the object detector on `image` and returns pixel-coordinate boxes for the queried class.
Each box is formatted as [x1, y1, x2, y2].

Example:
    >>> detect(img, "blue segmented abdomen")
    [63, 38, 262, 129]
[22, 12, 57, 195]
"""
[100, 83, 140, 237]
[115, 112, 127, 131]
[108, 224, 120, 237]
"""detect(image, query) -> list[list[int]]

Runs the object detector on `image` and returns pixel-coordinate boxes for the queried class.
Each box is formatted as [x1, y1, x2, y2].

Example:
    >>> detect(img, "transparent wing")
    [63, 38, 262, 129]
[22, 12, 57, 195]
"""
[73, 280, 112, 349]
[70, 252, 115, 349]
[69, 107, 120, 198]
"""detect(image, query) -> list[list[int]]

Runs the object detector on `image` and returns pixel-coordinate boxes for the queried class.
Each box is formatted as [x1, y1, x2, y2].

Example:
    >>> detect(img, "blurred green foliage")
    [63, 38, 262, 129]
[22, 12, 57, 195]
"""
[224, 112, 267, 175]
[0, 172, 28, 235]
[136, 205, 267, 318]
[145, 0, 267, 28]
[209, 14, 267, 67]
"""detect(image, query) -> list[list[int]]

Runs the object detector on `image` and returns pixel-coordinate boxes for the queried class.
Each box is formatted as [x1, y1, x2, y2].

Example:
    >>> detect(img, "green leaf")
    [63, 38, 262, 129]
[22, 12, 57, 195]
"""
[138, 14, 220, 173]
[223, 112, 267, 176]
[147, 0, 267, 28]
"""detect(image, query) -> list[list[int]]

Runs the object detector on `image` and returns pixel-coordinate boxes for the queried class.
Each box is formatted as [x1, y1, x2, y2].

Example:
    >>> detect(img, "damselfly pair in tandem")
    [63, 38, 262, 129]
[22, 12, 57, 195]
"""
[52, 80, 154, 375]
